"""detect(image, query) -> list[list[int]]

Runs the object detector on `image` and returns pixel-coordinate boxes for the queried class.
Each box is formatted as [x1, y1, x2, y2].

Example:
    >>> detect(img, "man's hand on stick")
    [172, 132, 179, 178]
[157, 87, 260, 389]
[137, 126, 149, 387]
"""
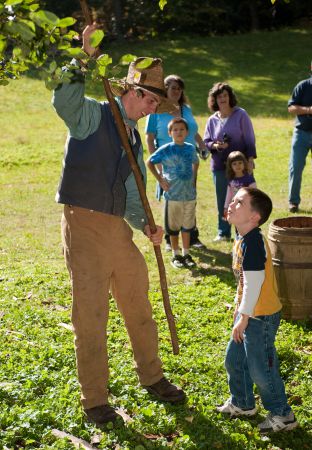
[144, 225, 164, 246]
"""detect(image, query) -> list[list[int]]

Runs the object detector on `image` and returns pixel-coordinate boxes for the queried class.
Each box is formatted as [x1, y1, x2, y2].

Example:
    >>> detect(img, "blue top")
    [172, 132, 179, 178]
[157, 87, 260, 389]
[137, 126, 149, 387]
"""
[288, 77, 312, 131]
[149, 142, 199, 201]
[145, 104, 199, 148]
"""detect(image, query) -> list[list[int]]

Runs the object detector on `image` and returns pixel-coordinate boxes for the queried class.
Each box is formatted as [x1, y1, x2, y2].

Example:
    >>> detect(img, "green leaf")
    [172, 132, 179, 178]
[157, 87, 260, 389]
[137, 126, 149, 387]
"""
[119, 54, 137, 65]
[57, 17, 76, 28]
[0, 79, 10, 86]
[89, 29, 104, 48]
[56, 42, 71, 50]
[45, 77, 60, 90]
[159, 0, 167, 10]
[49, 60, 57, 73]
[5, 0, 24, 6]
[4, 21, 35, 41]
[64, 47, 88, 59]
[13, 46, 22, 58]
[135, 57, 153, 69]
[62, 30, 79, 40]
[95, 53, 112, 77]
[0, 39, 7, 56]
[29, 3, 40, 12]
[20, 19, 36, 33]
[31, 10, 59, 27]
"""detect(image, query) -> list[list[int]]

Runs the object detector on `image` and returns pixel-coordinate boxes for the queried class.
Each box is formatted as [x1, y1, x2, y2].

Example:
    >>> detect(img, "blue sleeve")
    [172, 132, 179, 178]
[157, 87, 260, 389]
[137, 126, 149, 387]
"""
[192, 146, 199, 163]
[149, 147, 165, 164]
[145, 114, 157, 134]
[288, 81, 303, 106]
[242, 233, 266, 271]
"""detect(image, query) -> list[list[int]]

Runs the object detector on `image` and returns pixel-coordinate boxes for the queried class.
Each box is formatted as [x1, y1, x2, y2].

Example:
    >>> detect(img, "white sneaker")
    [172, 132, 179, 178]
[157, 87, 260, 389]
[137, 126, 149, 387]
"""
[213, 235, 231, 242]
[258, 412, 298, 433]
[216, 399, 257, 417]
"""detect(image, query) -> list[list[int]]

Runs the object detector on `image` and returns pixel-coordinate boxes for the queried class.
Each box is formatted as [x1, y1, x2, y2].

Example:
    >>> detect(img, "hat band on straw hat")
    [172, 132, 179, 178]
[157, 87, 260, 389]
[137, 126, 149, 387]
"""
[135, 84, 167, 97]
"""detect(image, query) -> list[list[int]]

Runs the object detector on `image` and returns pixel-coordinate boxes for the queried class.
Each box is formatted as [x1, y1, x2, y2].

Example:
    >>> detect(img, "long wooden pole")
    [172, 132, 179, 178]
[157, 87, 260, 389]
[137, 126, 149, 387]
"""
[79, 0, 179, 354]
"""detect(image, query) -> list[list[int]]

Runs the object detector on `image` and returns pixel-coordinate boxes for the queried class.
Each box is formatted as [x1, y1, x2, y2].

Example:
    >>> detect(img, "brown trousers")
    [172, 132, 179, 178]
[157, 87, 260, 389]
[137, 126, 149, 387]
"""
[61, 205, 163, 409]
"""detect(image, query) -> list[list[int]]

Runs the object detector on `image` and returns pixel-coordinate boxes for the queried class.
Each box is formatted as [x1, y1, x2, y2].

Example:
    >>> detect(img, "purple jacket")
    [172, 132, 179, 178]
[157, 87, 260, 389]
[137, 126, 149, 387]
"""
[204, 107, 256, 171]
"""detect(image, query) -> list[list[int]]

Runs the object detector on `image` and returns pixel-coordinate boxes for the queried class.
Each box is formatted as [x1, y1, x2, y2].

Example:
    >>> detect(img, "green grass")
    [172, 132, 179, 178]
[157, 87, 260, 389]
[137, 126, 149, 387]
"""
[0, 27, 312, 449]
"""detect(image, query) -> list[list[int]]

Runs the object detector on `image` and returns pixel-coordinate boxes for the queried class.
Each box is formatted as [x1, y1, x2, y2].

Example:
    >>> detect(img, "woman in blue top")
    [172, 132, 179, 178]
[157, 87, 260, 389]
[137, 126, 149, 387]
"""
[145, 74, 207, 249]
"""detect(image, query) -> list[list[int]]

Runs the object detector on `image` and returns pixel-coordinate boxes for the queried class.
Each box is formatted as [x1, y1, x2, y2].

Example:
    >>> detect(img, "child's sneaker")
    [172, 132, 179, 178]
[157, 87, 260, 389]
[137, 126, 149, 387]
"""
[183, 254, 196, 268]
[258, 412, 298, 433]
[216, 399, 257, 417]
[171, 255, 185, 269]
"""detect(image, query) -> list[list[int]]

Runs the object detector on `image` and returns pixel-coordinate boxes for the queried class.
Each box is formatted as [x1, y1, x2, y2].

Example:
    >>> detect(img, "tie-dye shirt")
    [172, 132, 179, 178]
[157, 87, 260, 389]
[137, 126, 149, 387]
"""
[149, 142, 199, 201]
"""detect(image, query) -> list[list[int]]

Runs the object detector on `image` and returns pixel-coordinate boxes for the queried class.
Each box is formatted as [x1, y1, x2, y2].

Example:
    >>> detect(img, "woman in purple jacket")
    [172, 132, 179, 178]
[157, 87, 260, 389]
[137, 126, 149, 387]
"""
[204, 82, 257, 241]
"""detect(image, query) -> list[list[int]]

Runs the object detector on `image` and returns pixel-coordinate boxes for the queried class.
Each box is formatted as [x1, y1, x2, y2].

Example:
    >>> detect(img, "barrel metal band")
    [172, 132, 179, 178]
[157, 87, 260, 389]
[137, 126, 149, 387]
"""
[272, 258, 312, 269]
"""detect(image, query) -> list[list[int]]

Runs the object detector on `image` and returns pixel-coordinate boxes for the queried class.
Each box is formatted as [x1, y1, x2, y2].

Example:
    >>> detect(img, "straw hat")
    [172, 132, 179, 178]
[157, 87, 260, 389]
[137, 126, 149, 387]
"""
[109, 57, 179, 114]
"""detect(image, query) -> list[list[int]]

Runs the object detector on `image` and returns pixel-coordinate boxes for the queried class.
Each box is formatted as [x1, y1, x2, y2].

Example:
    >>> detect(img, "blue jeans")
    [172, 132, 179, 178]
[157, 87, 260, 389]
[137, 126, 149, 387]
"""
[289, 128, 312, 205]
[212, 170, 231, 237]
[225, 312, 291, 416]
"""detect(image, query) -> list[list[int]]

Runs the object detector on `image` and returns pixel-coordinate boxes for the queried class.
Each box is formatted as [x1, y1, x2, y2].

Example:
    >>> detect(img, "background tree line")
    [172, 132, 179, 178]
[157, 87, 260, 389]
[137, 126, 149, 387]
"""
[42, 0, 312, 40]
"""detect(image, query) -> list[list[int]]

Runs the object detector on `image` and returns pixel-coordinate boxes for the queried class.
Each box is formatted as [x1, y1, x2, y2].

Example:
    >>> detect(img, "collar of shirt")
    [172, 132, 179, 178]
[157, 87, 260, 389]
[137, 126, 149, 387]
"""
[115, 96, 137, 129]
[115, 96, 137, 145]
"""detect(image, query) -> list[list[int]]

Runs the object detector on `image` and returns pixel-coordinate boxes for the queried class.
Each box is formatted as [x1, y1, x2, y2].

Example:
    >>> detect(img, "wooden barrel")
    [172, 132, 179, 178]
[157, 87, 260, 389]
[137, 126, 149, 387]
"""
[268, 217, 312, 320]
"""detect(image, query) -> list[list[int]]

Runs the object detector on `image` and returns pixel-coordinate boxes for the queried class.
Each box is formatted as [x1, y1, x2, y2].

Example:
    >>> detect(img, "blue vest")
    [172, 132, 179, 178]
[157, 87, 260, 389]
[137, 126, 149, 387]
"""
[57, 102, 141, 216]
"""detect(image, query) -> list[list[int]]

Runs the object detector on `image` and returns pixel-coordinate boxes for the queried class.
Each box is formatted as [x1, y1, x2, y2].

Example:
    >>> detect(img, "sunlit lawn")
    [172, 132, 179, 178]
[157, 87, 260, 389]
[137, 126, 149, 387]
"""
[0, 27, 311, 449]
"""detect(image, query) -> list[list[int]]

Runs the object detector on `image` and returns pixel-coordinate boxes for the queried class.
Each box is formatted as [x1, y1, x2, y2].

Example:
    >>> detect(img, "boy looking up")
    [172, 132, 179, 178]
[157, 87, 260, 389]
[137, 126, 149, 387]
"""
[146, 118, 199, 269]
[217, 187, 298, 433]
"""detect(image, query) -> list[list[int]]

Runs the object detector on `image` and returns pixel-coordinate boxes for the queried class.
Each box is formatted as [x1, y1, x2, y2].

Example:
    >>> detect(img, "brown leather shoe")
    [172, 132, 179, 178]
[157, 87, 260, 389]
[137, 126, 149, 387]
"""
[289, 203, 299, 213]
[84, 404, 118, 425]
[143, 377, 186, 403]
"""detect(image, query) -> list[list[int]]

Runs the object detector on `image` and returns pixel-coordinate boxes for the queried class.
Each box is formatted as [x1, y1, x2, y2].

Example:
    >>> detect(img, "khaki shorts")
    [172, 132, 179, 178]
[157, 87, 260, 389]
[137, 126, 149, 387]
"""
[165, 200, 196, 235]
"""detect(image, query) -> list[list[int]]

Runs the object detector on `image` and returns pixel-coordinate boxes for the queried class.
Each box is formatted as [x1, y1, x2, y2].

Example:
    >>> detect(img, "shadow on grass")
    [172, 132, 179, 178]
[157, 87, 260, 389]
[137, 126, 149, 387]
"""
[190, 245, 235, 287]
[103, 403, 258, 450]
[255, 417, 311, 450]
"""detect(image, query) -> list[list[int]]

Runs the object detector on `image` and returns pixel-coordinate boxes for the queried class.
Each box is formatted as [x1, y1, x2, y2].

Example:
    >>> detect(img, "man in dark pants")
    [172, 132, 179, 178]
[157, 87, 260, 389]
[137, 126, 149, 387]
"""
[288, 65, 312, 213]
[53, 23, 185, 426]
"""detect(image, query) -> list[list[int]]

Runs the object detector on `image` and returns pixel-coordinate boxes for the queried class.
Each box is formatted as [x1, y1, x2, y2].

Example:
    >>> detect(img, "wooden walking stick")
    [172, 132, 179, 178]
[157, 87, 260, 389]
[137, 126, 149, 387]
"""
[79, 0, 179, 354]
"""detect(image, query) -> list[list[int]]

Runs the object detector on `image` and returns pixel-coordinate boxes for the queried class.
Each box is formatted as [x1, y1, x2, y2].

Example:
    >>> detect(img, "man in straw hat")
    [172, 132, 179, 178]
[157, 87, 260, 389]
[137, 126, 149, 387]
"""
[52, 23, 185, 426]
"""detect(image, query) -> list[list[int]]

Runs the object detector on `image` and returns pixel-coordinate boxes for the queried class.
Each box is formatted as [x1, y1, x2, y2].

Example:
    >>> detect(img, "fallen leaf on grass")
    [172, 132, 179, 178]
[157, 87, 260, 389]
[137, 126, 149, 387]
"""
[53, 304, 69, 311]
[52, 429, 96, 449]
[143, 434, 162, 440]
[223, 302, 233, 310]
[289, 395, 303, 405]
[116, 407, 133, 423]
[296, 347, 312, 355]
[185, 416, 194, 423]
[5, 330, 25, 336]
[58, 322, 73, 332]
[0, 311, 5, 319]
[143, 432, 179, 441]
[90, 434, 102, 445]
[41, 298, 54, 305]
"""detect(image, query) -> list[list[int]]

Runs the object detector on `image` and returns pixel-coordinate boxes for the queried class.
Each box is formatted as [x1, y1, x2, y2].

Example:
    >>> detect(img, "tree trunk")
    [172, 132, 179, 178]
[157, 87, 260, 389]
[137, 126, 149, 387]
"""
[248, 0, 259, 31]
[112, 0, 123, 39]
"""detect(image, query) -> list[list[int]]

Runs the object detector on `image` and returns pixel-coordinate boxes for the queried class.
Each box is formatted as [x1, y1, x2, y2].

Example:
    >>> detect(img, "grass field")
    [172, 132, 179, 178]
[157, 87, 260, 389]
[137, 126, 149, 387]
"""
[0, 27, 311, 449]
